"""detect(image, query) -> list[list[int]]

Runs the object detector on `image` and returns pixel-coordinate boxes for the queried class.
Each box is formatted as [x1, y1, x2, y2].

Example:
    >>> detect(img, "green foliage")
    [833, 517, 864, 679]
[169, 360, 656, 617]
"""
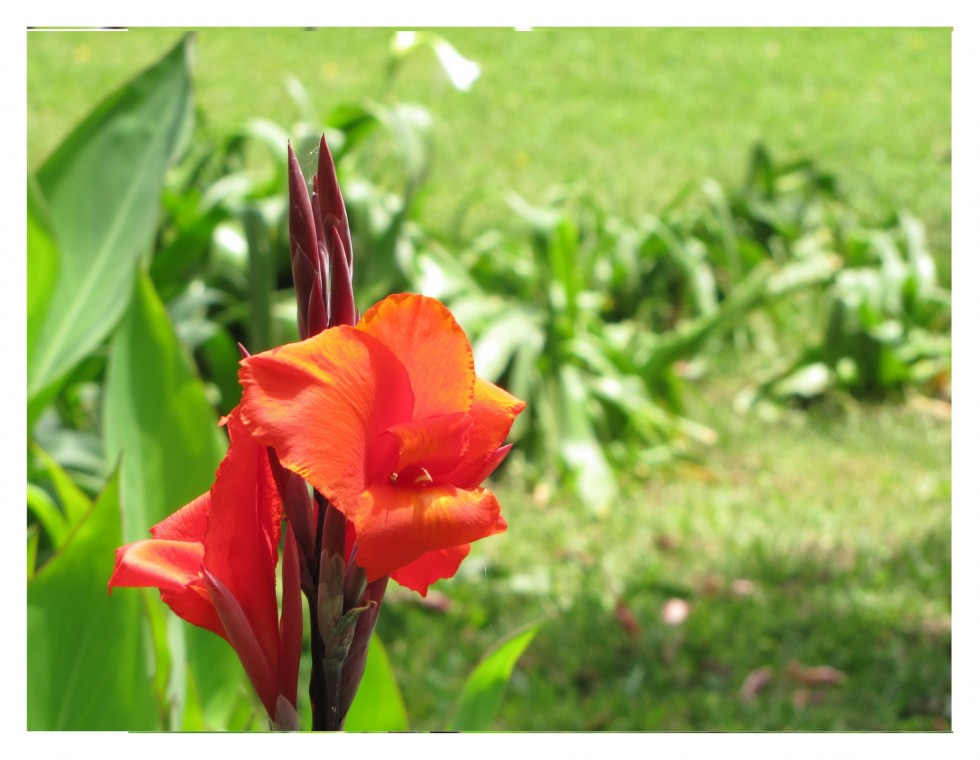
[27, 37, 253, 732]
[147, 70, 438, 382]
[410, 181, 841, 509]
[28, 467, 161, 730]
[103, 270, 250, 730]
[27, 444, 92, 560]
[638, 145, 949, 404]
[344, 635, 409, 731]
[342, 625, 540, 733]
[104, 271, 227, 542]
[813, 214, 949, 398]
[722, 154, 953, 403]
[28, 36, 193, 410]
[26, 177, 59, 381]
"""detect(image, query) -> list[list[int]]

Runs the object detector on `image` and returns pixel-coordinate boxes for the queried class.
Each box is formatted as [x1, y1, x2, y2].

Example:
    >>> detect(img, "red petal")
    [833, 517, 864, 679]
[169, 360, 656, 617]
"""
[240, 326, 414, 517]
[159, 584, 226, 641]
[358, 294, 475, 422]
[149, 493, 210, 542]
[390, 544, 471, 596]
[109, 539, 205, 592]
[203, 408, 283, 675]
[109, 538, 226, 640]
[205, 570, 278, 720]
[352, 484, 505, 580]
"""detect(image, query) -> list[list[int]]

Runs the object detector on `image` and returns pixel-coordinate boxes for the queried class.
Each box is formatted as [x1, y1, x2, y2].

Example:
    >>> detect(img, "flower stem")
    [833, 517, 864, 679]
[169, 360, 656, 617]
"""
[323, 655, 345, 730]
[306, 496, 329, 730]
[307, 493, 352, 730]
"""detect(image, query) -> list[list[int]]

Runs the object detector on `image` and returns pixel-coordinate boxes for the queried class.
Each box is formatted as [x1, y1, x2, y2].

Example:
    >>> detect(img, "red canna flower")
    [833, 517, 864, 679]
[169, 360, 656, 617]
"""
[239, 292, 525, 595]
[108, 409, 302, 726]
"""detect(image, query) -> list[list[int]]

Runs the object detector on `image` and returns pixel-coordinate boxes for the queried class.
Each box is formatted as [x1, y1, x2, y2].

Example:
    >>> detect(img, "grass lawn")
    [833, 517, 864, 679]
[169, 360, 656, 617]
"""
[27, 27, 951, 277]
[377, 356, 951, 730]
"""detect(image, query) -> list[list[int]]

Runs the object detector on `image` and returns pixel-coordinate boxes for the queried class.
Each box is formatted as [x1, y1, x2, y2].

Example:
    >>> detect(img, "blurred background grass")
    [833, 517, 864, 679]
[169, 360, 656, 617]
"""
[28, 28, 951, 276]
[27, 27, 951, 731]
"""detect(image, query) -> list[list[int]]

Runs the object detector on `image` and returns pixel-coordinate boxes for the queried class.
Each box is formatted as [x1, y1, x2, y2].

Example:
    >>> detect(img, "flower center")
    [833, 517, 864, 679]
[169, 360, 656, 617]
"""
[389, 464, 435, 487]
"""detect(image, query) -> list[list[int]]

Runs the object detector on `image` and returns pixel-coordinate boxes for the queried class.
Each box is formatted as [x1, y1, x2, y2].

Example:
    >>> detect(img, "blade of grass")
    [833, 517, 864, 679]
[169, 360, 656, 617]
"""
[449, 622, 542, 732]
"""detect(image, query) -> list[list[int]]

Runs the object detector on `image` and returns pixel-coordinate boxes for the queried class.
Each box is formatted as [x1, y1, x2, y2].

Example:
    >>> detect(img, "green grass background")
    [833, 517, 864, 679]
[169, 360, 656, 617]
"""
[27, 27, 951, 731]
[28, 28, 951, 271]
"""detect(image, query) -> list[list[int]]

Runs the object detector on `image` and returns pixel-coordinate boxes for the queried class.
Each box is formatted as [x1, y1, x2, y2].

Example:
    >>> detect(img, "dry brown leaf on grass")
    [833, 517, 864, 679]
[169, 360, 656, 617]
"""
[785, 659, 847, 687]
[738, 667, 773, 701]
[792, 689, 829, 709]
[730, 578, 756, 596]
[615, 598, 642, 641]
[696, 574, 724, 596]
[909, 393, 951, 420]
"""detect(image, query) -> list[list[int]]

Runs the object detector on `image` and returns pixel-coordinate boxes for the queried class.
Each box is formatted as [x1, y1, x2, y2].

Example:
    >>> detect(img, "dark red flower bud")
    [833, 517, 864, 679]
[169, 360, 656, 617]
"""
[287, 144, 328, 339]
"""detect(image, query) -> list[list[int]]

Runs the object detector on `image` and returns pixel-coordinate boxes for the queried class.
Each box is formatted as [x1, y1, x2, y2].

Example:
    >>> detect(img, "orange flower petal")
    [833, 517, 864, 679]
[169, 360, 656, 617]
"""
[447, 378, 525, 486]
[358, 294, 475, 421]
[450, 444, 513, 492]
[240, 326, 414, 516]
[352, 484, 505, 580]
[241, 293, 524, 595]
[470, 377, 526, 451]
[390, 544, 471, 596]
[382, 412, 471, 480]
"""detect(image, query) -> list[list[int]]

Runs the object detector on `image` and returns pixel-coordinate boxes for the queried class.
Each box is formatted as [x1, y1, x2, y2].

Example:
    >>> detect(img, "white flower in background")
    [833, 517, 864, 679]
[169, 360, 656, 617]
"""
[392, 31, 481, 92]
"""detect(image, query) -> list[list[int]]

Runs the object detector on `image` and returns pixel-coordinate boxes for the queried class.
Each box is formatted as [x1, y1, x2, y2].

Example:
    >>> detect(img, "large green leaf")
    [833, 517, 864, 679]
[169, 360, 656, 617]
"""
[344, 634, 409, 731]
[103, 270, 243, 728]
[103, 271, 226, 542]
[26, 179, 62, 427]
[28, 36, 194, 403]
[449, 622, 541, 732]
[27, 177, 59, 374]
[28, 467, 161, 730]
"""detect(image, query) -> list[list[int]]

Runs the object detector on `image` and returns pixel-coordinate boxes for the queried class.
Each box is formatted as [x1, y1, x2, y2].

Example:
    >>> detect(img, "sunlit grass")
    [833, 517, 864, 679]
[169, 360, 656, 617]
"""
[27, 27, 951, 276]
